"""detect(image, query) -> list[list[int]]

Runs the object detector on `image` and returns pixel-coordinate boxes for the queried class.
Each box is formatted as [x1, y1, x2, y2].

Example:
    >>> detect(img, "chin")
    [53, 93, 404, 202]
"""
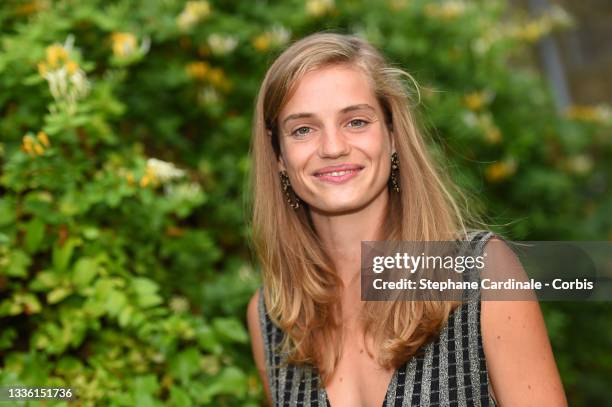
[310, 198, 368, 215]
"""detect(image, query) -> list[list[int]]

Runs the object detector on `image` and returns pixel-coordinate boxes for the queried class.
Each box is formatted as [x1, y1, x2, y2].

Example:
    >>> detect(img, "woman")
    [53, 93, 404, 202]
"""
[246, 32, 566, 406]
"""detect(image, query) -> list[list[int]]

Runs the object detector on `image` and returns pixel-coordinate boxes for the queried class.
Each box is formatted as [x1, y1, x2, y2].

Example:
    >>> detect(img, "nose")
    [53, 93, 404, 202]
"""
[318, 126, 350, 158]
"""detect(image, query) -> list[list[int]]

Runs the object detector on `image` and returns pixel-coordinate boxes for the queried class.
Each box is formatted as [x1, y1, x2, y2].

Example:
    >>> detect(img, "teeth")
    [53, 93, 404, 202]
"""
[316, 168, 361, 177]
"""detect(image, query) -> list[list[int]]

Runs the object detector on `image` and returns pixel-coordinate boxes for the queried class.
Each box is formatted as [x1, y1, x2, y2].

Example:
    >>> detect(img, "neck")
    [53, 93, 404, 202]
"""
[310, 190, 389, 286]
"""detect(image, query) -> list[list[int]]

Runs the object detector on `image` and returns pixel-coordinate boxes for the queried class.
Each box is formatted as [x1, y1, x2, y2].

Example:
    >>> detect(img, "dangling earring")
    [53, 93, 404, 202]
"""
[389, 152, 400, 193]
[279, 171, 301, 209]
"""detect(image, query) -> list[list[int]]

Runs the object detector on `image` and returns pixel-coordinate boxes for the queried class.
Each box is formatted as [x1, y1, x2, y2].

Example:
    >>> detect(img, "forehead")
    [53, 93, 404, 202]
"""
[279, 64, 379, 120]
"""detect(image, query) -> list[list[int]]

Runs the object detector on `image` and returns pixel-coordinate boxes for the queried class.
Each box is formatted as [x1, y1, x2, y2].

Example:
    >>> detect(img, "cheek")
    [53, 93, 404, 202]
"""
[356, 132, 391, 164]
[281, 141, 314, 173]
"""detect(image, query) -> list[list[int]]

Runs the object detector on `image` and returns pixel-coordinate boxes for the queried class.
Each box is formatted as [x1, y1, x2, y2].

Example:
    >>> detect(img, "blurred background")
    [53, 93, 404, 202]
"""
[0, 0, 610, 406]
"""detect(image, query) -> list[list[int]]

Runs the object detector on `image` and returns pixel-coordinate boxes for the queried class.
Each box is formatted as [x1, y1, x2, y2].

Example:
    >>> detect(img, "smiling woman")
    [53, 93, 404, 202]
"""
[246, 32, 567, 407]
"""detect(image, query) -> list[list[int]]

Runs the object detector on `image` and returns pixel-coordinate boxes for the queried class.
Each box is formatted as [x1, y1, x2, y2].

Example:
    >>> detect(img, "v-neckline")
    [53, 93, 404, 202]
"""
[321, 365, 401, 407]
[319, 299, 469, 407]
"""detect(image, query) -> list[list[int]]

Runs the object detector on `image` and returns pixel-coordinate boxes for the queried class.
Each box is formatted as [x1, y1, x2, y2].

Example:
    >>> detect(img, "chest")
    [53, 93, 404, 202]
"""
[262, 298, 495, 406]
[324, 333, 394, 407]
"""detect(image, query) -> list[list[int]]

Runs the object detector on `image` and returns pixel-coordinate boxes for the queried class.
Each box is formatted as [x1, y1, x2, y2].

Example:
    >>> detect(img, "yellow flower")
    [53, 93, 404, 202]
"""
[21, 135, 35, 155]
[485, 159, 517, 183]
[476, 113, 502, 144]
[177, 1, 211, 30]
[37, 62, 48, 77]
[565, 104, 612, 124]
[425, 1, 466, 20]
[389, 0, 408, 11]
[207, 67, 226, 87]
[36, 131, 50, 147]
[140, 174, 151, 187]
[518, 22, 544, 42]
[33, 144, 45, 156]
[306, 0, 334, 17]
[186, 61, 210, 81]
[252, 34, 271, 52]
[484, 126, 502, 144]
[111, 32, 137, 58]
[46, 44, 69, 68]
[65, 60, 79, 75]
[464, 92, 486, 111]
[252, 26, 290, 52]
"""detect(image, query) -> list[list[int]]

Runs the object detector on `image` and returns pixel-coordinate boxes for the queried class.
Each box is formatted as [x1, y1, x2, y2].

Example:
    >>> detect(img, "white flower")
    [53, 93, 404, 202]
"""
[461, 111, 478, 128]
[207, 33, 239, 55]
[198, 86, 220, 105]
[165, 182, 203, 200]
[146, 158, 186, 182]
[269, 25, 291, 46]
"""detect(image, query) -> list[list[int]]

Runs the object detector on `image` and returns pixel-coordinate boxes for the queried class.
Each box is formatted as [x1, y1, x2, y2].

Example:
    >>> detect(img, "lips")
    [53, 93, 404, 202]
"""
[313, 164, 364, 184]
[314, 163, 364, 176]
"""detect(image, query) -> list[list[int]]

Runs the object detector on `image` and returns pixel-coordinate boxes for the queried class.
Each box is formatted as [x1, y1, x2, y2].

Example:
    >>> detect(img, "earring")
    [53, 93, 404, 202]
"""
[389, 152, 400, 193]
[279, 171, 301, 209]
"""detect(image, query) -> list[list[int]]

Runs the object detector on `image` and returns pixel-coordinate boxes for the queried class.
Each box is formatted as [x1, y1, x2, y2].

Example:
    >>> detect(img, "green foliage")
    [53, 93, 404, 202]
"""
[0, 0, 610, 405]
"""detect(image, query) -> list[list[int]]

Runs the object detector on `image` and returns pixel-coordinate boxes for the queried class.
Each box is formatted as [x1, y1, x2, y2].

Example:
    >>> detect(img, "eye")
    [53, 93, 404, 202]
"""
[347, 119, 370, 129]
[291, 126, 312, 138]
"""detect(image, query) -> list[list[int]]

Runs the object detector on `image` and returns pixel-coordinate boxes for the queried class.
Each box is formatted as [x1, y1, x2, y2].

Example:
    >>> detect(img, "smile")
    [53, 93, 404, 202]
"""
[313, 165, 364, 184]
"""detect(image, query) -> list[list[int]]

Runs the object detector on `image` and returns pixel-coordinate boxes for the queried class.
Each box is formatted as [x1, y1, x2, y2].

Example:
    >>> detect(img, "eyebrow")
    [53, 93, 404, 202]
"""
[281, 104, 376, 128]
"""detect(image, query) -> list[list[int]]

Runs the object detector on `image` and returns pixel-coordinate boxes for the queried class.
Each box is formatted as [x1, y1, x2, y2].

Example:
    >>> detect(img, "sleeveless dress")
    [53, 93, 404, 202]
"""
[258, 230, 498, 406]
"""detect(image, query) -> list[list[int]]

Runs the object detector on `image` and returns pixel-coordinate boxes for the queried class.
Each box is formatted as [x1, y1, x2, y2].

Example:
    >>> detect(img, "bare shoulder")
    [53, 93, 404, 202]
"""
[480, 237, 567, 406]
[246, 288, 261, 333]
[246, 288, 272, 406]
[246, 288, 264, 365]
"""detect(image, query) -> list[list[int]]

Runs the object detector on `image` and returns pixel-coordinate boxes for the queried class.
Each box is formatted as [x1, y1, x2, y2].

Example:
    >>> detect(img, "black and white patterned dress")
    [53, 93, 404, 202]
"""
[258, 230, 498, 406]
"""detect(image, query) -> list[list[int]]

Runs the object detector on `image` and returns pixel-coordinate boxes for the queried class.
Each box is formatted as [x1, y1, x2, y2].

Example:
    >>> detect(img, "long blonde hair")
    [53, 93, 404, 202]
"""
[249, 31, 482, 382]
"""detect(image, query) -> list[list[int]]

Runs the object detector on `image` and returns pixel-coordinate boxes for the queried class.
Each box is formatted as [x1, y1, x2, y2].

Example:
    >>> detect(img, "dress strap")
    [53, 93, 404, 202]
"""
[463, 230, 496, 302]
[257, 289, 282, 406]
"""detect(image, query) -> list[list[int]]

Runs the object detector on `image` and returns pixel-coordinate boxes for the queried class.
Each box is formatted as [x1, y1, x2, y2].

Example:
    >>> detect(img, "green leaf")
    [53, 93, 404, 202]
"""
[169, 347, 201, 384]
[0, 198, 16, 227]
[25, 218, 45, 254]
[52, 238, 81, 272]
[212, 318, 249, 344]
[29, 270, 61, 291]
[3, 250, 31, 278]
[0, 327, 17, 350]
[72, 257, 99, 289]
[132, 375, 160, 407]
[105, 289, 128, 316]
[132, 277, 159, 294]
[196, 325, 222, 354]
[132, 277, 162, 308]
[200, 367, 247, 402]
[169, 386, 192, 407]
[21, 293, 42, 314]
[47, 287, 72, 304]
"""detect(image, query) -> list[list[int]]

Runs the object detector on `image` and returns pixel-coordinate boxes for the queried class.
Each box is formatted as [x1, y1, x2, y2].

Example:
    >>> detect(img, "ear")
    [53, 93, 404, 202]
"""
[278, 152, 287, 172]
[390, 130, 396, 155]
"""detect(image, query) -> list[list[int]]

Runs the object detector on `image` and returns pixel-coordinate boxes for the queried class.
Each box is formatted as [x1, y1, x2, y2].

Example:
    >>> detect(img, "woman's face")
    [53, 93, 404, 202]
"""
[277, 64, 394, 214]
